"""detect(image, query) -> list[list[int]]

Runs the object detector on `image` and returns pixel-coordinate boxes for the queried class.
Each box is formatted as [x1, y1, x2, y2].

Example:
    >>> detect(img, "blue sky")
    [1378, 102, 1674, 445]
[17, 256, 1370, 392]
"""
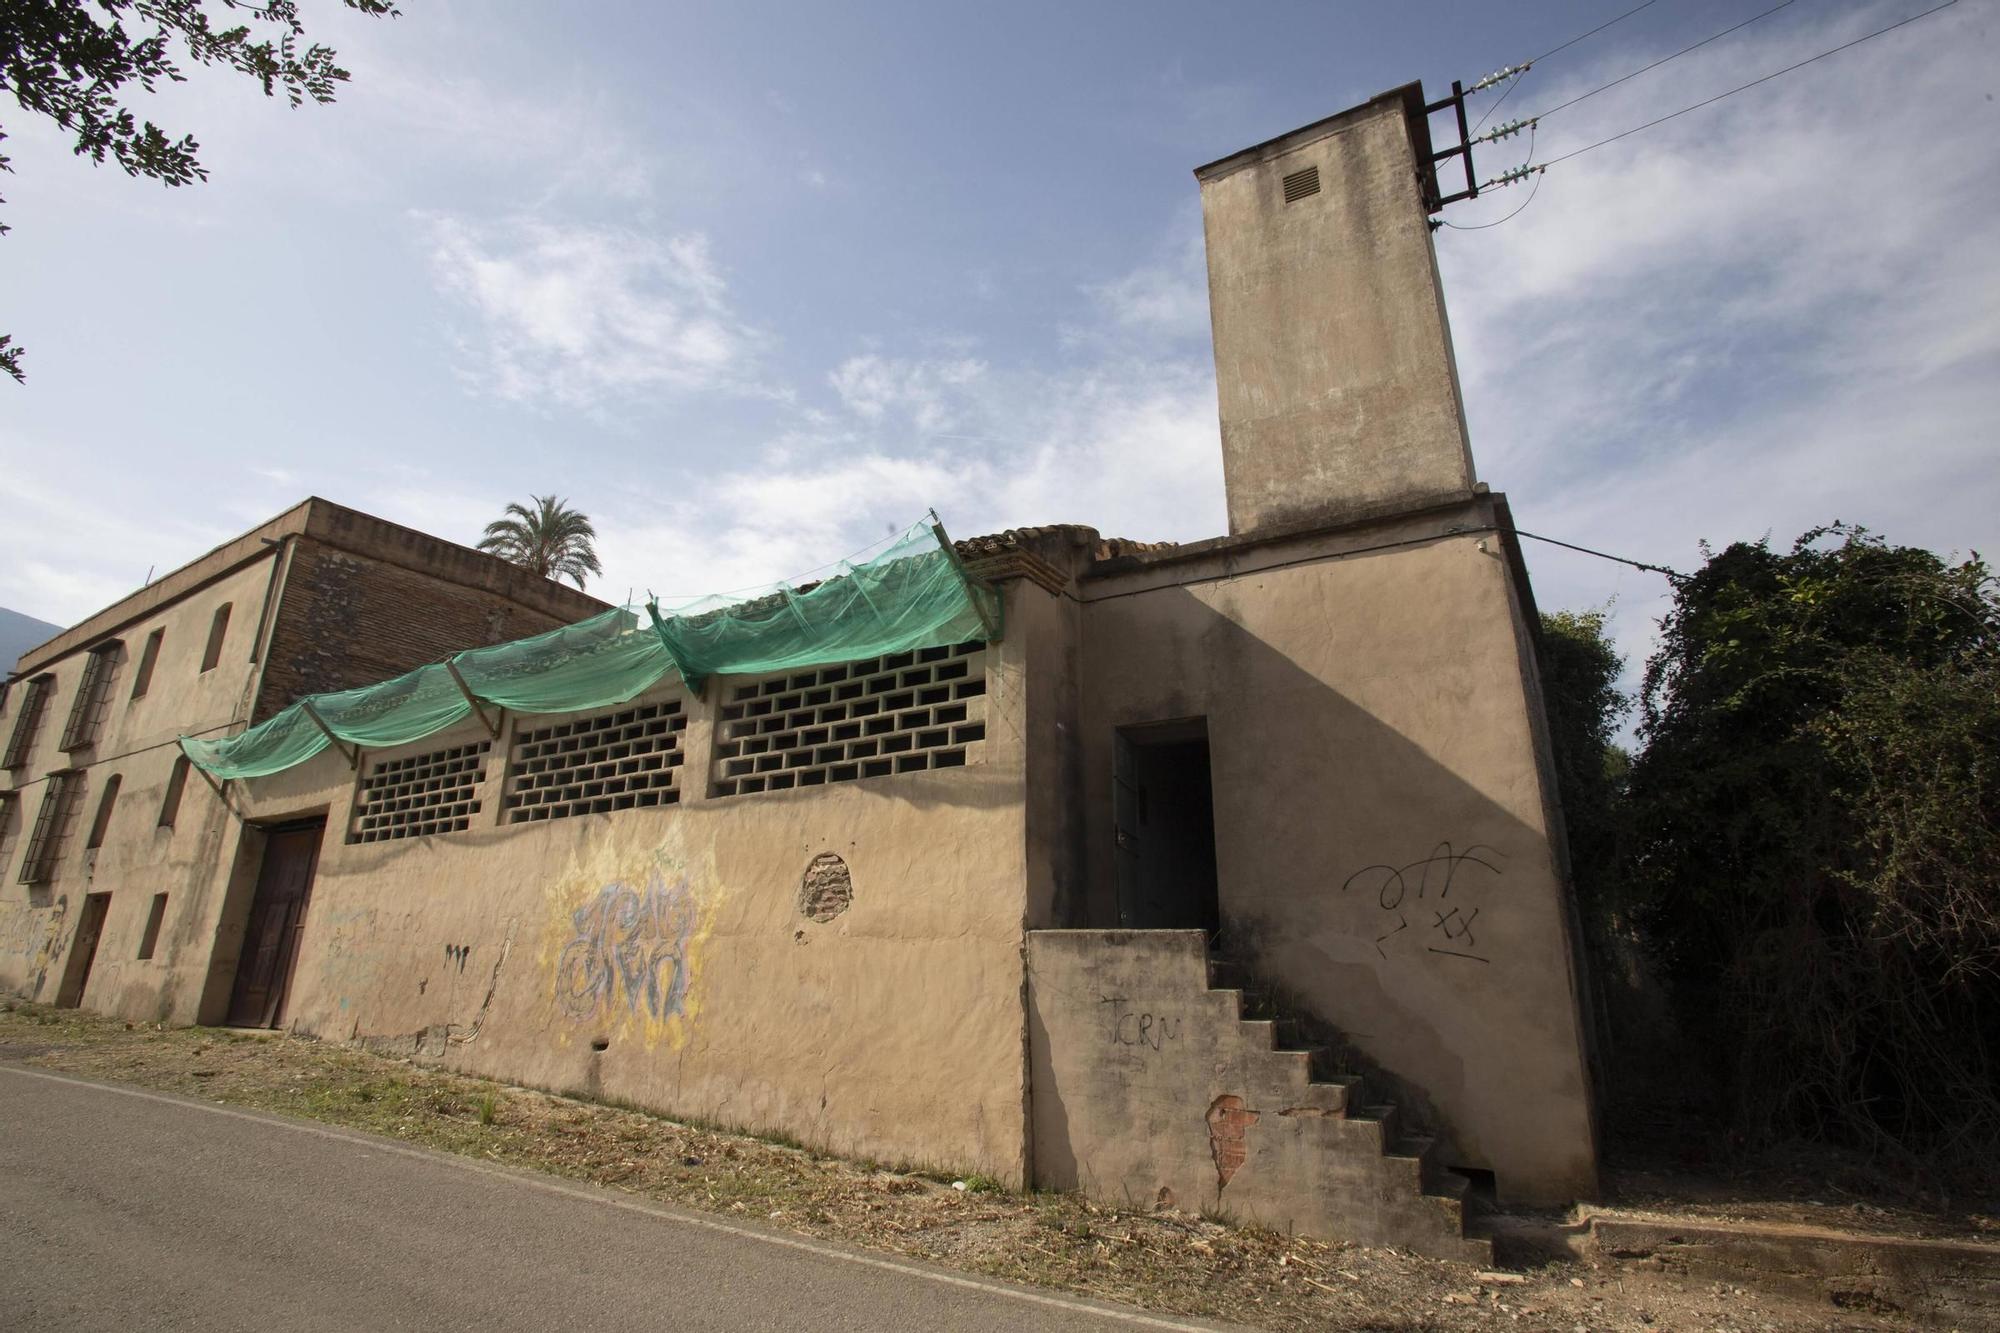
[3, 0, 1995, 698]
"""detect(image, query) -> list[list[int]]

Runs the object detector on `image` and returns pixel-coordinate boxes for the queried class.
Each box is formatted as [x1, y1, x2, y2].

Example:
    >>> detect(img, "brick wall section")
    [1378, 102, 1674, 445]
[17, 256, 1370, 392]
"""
[255, 538, 604, 722]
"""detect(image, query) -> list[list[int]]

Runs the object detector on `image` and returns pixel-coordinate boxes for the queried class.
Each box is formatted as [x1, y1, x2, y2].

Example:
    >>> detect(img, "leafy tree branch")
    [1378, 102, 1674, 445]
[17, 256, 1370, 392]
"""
[0, 0, 398, 381]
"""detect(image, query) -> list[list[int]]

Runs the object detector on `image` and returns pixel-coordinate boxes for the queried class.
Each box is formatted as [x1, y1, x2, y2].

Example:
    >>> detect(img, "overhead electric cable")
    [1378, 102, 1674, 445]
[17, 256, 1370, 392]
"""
[1473, 0, 1665, 129]
[1530, 0, 1798, 121]
[1538, 0, 1962, 167]
[1439, 169, 1545, 230]
[1512, 530, 1686, 581]
[1526, 0, 1667, 66]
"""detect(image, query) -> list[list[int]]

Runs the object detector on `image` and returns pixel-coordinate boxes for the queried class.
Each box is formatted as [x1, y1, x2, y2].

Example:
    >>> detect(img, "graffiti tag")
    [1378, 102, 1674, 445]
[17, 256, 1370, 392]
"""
[554, 872, 698, 1023]
[1098, 994, 1182, 1050]
[1340, 842, 1503, 963]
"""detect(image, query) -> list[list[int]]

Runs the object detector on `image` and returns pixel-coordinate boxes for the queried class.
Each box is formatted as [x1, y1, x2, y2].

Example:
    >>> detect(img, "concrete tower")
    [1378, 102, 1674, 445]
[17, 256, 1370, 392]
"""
[1196, 84, 1477, 536]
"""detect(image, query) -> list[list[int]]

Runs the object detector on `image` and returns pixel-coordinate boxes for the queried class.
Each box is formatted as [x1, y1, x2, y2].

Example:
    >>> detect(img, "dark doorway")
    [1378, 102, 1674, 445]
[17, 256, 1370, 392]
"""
[226, 819, 324, 1029]
[1113, 720, 1220, 934]
[54, 892, 111, 1008]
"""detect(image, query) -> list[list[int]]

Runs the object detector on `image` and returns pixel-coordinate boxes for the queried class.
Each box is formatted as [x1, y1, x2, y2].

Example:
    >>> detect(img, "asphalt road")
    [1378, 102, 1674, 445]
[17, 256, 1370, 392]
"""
[0, 1065, 1223, 1332]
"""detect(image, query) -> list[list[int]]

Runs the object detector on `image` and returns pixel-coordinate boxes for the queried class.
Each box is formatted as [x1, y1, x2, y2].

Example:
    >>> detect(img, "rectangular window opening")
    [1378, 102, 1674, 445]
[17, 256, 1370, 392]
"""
[85, 773, 122, 850]
[0, 792, 17, 872]
[4, 674, 56, 770]
[130, 628, 165, 699]
[159, 755, 191, 829]
[19, 770, 85, 885]
[61, 641, 123, 751]
[200, 603, 233, 673]
[136, 893, 168, 960]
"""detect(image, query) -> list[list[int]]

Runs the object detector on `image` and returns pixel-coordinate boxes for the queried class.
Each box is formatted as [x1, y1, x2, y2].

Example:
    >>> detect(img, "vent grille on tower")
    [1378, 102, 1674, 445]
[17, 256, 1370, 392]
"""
[1282, 165, 1321, 203]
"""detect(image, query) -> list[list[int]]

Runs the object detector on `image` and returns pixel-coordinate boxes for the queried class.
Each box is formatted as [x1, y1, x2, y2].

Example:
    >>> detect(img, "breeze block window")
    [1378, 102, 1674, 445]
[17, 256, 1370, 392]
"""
[710, 642, 988, 798]
[348, 740, 492, 844]
[501, 700, 686, 824]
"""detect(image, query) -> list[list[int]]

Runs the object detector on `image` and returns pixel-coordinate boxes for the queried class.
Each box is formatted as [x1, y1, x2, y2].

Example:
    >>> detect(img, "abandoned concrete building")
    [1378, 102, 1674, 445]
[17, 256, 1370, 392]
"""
[0, 85, 1596, 1259]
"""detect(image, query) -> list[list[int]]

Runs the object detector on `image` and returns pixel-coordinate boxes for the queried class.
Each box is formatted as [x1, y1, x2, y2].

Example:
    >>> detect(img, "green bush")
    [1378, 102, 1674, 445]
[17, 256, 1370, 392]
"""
[1622, 526, 2000, 1167]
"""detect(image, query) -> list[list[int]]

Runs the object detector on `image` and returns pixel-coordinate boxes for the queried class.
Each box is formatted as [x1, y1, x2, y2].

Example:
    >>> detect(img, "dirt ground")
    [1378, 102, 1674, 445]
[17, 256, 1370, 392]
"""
[0, 1001, 1937, 1331]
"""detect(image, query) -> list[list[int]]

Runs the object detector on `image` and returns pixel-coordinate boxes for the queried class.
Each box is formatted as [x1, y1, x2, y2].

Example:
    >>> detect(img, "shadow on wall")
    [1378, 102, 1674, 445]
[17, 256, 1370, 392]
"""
[1063, 568, 1596, 1199]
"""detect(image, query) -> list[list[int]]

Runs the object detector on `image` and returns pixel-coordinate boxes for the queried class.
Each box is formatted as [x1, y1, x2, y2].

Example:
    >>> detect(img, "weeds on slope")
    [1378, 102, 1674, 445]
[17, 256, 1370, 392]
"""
[0, 1002, 1889, 1332]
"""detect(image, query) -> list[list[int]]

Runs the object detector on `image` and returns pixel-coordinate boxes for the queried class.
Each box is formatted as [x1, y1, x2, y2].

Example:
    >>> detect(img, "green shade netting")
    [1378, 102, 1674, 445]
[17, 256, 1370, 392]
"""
[454, 606, 675, 713]
[180, 700, 330, 780]
[645, 520, 1000, 693]
[181, 518, 995, 780]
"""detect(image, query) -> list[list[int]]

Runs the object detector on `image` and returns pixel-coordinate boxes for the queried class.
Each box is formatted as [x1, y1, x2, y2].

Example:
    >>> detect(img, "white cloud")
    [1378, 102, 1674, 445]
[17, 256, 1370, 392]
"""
[586, 351, 1224, 608]
[1086, 224, 1210, 343]
[417, 216, 762, 409]
[827, 354, 987, 433]
[1435, 0, 2000, 703]
[0, 449, 235, 628]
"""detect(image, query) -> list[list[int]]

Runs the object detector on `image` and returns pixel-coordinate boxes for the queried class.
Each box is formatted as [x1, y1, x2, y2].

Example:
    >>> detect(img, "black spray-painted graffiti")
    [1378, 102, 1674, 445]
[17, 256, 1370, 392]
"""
[443, 944, 471, 972]
[1098, 994, 1183, 1050]
[1341, 842, 1504, 964]
[555, 872, 698, 1023]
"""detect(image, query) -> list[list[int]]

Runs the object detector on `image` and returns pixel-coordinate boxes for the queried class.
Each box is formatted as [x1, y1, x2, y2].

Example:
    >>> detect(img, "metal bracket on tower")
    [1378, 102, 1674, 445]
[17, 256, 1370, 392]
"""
[1423, 80, 1480, 217]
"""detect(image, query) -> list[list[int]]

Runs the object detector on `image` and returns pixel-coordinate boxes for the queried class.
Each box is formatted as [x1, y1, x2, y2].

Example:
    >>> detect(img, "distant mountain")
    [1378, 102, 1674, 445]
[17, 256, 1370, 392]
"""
[0, 606, 64, 672]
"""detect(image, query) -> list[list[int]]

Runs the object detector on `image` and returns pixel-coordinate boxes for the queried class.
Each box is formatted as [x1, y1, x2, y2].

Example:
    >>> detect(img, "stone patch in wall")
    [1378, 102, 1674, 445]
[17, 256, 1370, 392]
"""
[799, 852, 853, 923]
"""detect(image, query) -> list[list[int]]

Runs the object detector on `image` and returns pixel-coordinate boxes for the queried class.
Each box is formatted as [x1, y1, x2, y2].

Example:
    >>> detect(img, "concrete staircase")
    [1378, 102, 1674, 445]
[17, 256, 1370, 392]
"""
[1025, 928, 1492, 1264]
[1204, 952, 1492, 1264]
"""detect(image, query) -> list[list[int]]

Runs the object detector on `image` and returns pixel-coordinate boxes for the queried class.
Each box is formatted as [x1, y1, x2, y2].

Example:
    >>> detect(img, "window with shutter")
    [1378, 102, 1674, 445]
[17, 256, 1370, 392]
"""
[4, 675, 55, 770]
[61, 643, 123, 751]
[19, 770, 85, 885]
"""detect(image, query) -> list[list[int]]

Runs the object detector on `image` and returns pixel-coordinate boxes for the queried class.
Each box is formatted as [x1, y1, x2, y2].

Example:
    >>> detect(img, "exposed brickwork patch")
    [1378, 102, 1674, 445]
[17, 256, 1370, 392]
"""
[1205, 1094, 1259, 1190]
[800, 852, 853, 923]
[258, 539, 581, 721]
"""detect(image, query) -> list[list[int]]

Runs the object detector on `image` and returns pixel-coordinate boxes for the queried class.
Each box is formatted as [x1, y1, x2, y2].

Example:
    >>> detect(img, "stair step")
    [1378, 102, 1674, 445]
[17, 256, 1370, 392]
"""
[1282, 1045, 1354, 1087]
[1428, 1167, 1472, 1201]
[1385, 1133, 1431, 1160]
[1307, 1047, 1354, 1082]
[1239, 987, 1277, 1019]
[1202, 950, 1479, 1257]
[1341, 1103, 1400, 1152]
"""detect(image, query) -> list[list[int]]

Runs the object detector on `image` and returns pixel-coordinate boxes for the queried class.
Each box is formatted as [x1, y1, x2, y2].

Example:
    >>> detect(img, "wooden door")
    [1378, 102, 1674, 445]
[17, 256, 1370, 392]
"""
[54, 892, 111, 1008]
[226, 821, 324, 1028]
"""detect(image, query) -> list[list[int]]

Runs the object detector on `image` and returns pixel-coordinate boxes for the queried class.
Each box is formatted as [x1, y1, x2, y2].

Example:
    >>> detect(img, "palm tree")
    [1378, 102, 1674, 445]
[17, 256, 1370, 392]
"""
[477, 495, 604, 590]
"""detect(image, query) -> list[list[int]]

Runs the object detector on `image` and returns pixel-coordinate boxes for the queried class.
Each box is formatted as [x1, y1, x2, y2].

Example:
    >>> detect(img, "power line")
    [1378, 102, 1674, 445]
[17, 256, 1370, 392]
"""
[1473, 0, 1665, 130]
[1530, 0, 1798, 122]
[1513, 529, 1687, 581]
[1440, 169, 1545, 230]
[1528, 0, 1667, 66]
[1539, 0, 1962, 168]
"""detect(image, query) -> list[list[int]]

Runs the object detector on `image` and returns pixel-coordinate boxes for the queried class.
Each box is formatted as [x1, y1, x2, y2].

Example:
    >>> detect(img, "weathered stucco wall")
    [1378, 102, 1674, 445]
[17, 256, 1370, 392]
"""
[0, 554, 272, 1011]
[45, 586, 1040, 1184]
[1075, 502, 1596, 1205]
[1198, 85, 1475, 535]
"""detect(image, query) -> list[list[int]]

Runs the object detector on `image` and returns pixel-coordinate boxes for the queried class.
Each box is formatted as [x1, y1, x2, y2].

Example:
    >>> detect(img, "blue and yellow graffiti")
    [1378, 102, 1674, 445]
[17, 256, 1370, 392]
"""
[554, 871, 698, 1024]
